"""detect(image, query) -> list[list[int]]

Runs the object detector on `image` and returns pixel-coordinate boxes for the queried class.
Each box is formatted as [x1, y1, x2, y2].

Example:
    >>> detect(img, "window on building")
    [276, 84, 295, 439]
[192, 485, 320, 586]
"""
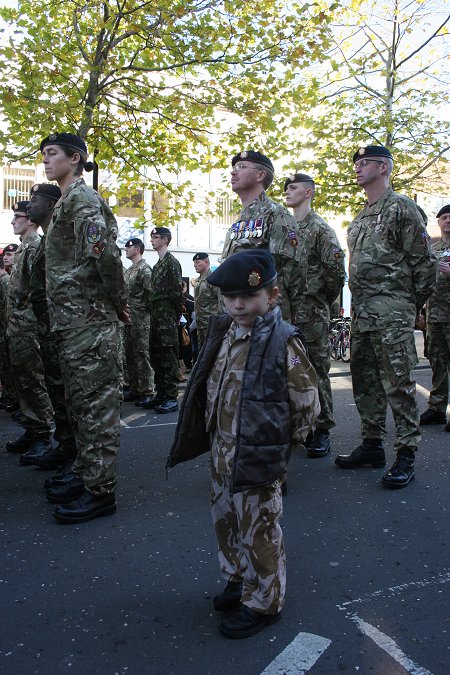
[2, 167, 36, 210]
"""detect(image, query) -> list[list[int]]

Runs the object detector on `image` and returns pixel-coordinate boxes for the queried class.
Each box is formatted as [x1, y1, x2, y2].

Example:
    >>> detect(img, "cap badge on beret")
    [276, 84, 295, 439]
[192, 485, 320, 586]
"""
[32, 185, 39, 192]
[248, 271, 261, 287]
[358, 147, 365, 156]
[12, 203, 19, 211]
[49, 133, 57, 141]
[241, 151, 248, 159]
[289, 174, 296, 181]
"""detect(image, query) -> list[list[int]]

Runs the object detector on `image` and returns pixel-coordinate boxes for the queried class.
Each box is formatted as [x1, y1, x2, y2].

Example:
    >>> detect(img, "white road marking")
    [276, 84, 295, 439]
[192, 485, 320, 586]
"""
[259, 632, 331, 675]
[336, 569, 450, 610]
[349, 614, 433, 675]
[120, 419, 177, 429]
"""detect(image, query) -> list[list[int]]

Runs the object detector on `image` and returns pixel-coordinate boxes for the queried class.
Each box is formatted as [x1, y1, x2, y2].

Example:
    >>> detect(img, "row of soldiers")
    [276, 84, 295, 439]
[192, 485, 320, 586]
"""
[0, 137, 448, 527]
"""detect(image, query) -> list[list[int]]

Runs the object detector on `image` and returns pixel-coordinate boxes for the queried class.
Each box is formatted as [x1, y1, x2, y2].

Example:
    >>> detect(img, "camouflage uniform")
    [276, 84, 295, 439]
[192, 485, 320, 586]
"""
[46, 178, 127, 495]
[425, 240, 450, 413]
[29, 234, 76, 454]
[193, 267, 220, 346]
[124, 259, 155, 396]
[296, 211, 345, 431]
[7, 231, 53, 437]
[348, 188, 437, 451]
[221, 192, 308, 325]
[0, 272, 14, 401]
[207, 321, 318, 614]
[149, 251, 183, 401]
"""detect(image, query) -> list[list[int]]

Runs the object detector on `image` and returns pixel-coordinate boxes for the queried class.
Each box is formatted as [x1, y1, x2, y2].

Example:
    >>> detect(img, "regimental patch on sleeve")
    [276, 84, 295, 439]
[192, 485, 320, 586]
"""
[87, 225, 101, 244]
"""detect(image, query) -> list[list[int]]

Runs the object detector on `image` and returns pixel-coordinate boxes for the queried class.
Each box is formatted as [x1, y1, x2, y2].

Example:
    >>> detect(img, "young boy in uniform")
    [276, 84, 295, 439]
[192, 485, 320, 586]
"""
[167, 249, 319, 638]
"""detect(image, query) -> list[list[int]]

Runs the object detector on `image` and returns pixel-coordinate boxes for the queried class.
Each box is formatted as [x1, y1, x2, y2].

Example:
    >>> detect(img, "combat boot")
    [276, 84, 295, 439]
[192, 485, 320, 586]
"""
[44, 463, 76, 490]
[213, 581, 243, 612]
[382, 448, 415, 489]
[34, 443, 77, 470]
[19, 437, 52, 465]
[306, 430, 331, 458]
[419, 409, 447, 425]
[46, 476, 85, 503]
[6, 430, 35, 454]
[335, 439, 385, 469]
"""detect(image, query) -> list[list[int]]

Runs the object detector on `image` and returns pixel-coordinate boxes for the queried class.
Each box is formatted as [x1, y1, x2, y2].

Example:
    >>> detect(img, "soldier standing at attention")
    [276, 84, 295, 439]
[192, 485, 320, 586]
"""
[5, 201, 54, 462]
[222, 151, 308, 326]
[144, 227, 183, 414]
[123, 237, 155, 407]
[419, 204, 450, 431]
[0, 243, 18, 412]
[335, 145, 437, 488]
[284, 173, 345, 457]
[192, 252, 219, 347]
[40, 132, 129, 523]
[24, 183, 78, 472]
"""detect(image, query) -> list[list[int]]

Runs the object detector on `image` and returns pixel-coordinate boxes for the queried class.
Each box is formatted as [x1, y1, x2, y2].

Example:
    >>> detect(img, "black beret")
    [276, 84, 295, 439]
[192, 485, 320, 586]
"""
[283, 172, 315, 192]
[207, 249, 276, 295]
[40, 132, 88, 156]
[193, 252, 209, 261]
[12, 201, 30, 216]
[3, 243, 19, 252]
[436, 205, 450, 219]
[30, 183, 62, 202]
[232, 151, 274, 172]
[125, 237, 144, 247]
[151, 227, 172, 237]
[353, 145, 393, 162]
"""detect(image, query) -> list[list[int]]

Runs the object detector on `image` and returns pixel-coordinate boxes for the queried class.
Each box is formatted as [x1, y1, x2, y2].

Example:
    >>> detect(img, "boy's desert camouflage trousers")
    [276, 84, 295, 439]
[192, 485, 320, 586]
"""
[210, 466, 285, 615]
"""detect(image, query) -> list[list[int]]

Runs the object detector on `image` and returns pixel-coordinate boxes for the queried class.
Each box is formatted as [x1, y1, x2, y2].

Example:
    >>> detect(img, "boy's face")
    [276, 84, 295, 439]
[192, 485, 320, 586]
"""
[223, 286, 279, 330]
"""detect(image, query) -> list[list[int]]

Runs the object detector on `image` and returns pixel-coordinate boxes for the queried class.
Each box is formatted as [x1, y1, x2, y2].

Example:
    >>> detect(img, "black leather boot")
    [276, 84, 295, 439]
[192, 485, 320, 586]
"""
[19, 437, 52, 465]
[6, 430, 35, 454]
[382, 448, 415, 488]
[335, 439, 385, 468]
[34, 443, 77, 470]
[213, 581, 243, 612]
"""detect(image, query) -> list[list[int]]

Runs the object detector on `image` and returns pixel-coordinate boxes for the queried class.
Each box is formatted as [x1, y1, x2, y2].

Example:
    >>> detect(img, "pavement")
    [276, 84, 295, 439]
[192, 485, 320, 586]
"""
[0, 331, 448, 675]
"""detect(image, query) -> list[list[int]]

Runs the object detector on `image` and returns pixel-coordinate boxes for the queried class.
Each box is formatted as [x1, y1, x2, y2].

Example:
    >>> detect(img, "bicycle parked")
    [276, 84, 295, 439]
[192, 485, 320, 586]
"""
[329, 317, 351, 363]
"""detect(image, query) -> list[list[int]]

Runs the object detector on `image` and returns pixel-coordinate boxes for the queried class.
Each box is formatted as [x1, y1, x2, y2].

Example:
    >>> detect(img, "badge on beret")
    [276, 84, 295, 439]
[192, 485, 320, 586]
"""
[248, 270, 261, 287]
[241, 151, 248, 158]
[87, 225, 101, 243]
[12, 203, 18, 211]
[49, 133, 57, 141]
[32, 185, 39, 192]
[289, 174, 296, 181]
[358, 147, 366, 156]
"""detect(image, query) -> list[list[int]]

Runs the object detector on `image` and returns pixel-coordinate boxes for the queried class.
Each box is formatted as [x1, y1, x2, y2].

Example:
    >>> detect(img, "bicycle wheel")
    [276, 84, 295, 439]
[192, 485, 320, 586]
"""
[340, 330, 351, 363]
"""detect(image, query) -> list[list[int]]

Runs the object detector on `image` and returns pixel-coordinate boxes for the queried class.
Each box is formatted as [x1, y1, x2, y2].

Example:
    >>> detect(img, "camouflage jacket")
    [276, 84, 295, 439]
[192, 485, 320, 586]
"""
[124, 259, 152, 327]
[167, 307, 319, 492]
[221, 191, 308, 326]
[149, 251, 183, 313]
[29, 234, 49, 323]
[46, 178, 127, 331]
[296, 210, 345, 331]
[193, 268, 220, 337]
[0, 273, 9, 339]
[427, 239, 450, 323]
[348, 188, 437, 332]
[6, 230, 40, 337]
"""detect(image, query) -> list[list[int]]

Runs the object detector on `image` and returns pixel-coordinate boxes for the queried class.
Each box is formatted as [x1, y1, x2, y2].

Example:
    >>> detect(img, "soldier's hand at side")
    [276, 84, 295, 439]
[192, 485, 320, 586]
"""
[437, 261, 450, 277]
[117, 306, 132, 325]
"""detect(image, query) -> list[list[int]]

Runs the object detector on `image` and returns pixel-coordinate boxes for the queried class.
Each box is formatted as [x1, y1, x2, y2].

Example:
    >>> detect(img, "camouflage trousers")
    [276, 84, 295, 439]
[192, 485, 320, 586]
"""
[0, 336, 14, 400]
[124, 323, 155, 396]
[149, 342, 179, 401]
[300, 320, 334, 430]
[210, 466, 286, 614]
[37, 318, 75, 452]
[426, 322, 450, 414]
[350, 329, 420, 451]
[8, 335, 53, 436]
[55, 323, 120, 495]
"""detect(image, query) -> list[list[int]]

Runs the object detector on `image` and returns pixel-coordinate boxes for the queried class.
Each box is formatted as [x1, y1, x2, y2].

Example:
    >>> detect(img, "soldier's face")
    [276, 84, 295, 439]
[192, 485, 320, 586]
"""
[223, 286, 279, 329]
[230, 162, 263, 194]
[3, 251, 15, 271]
[125, 245, 139, 259]
[42, 144, 78, 183]
[194, 259, 209, 274]
[11, 214, 31, 236]
[284, 182, 311, 208]
[353, 157, 386, 187]
[438, 213, 450, 237]
[27, 195, 51, 224]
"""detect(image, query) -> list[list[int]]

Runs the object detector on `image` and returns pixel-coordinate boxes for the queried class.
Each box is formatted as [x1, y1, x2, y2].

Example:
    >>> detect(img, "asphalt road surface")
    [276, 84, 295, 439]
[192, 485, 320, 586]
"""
[0, 365, 448, 675]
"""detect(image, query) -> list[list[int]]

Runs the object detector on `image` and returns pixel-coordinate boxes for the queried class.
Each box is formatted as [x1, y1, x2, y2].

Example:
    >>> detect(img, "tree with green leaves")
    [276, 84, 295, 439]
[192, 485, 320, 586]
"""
[278, 0, 450, 214]
[0, 0, 337, 222]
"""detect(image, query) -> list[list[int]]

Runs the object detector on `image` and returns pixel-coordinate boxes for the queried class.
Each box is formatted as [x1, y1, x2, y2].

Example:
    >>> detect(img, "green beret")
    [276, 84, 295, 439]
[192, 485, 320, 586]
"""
[12, 201, 30, 216]
[207, 249, 276, 296]
[30, 183, 62, 202]
[436, 205, 450, 218]
[283, 172, 315, 192]
[353, 145, 393, 162]
[40, 132, 88, 156]
[232, 151, 274, 172]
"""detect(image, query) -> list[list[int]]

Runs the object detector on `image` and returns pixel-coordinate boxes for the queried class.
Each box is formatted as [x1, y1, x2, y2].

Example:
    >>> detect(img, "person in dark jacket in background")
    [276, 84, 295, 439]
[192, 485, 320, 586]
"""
[167, 249, 319, 639]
